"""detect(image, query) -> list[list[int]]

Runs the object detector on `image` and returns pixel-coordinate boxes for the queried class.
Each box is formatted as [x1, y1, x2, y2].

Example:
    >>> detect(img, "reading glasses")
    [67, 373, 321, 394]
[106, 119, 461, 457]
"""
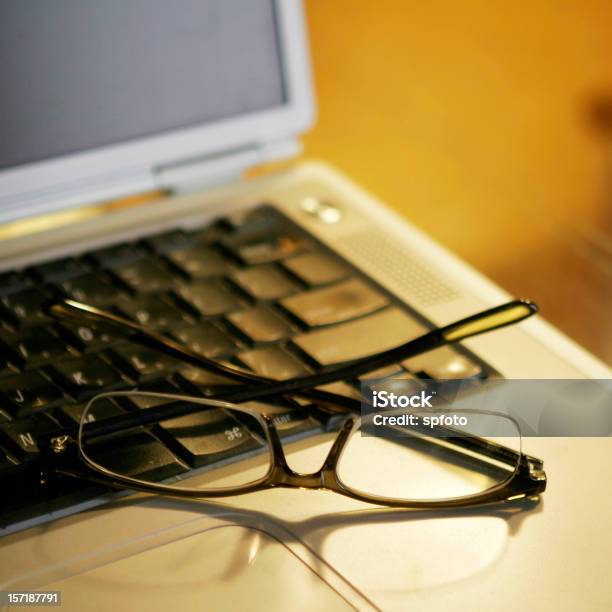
[40, 298, 546, 509]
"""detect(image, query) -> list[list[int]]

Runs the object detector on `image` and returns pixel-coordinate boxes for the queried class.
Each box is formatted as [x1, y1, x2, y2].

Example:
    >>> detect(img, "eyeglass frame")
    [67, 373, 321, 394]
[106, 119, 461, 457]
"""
[40, 297, 547, 509]
[46, 390, 547, 510]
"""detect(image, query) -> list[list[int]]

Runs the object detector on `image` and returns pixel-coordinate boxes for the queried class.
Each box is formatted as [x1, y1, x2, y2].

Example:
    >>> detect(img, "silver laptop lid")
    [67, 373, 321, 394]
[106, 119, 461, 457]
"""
[0, 0, 314, 223]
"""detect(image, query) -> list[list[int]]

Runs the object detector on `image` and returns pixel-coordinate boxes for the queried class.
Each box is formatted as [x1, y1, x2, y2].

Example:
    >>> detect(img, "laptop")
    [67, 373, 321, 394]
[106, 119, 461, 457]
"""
[0, 1, 610, 610]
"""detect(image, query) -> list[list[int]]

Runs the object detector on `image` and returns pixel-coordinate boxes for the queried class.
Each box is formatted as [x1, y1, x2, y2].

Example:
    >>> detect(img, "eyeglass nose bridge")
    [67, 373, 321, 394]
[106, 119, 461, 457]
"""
[262, 415, 356, 491]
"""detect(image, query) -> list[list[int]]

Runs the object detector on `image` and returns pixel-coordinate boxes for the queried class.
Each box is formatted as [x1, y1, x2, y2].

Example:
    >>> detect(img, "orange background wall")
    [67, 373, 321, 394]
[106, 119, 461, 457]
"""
[301, 1, 612, 364]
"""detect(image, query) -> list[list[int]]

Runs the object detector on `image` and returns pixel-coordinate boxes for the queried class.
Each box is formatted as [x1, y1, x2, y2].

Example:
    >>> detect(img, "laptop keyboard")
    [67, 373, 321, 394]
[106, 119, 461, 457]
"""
[0, 205, 492, 528]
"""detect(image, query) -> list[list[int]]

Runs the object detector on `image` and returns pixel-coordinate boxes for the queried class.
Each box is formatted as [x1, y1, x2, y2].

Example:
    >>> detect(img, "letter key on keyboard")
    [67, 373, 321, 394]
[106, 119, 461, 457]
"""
[292, 307, 427, 366]
[281, 278, 388, 326]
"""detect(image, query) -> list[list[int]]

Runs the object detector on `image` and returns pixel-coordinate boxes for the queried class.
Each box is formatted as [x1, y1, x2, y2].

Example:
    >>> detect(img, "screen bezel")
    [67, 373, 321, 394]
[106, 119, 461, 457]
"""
[0, 0, 315, 220]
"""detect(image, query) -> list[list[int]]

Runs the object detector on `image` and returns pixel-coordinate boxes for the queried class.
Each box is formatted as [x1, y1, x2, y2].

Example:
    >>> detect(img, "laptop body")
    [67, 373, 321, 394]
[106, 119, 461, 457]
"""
[0, 1, 610, 610]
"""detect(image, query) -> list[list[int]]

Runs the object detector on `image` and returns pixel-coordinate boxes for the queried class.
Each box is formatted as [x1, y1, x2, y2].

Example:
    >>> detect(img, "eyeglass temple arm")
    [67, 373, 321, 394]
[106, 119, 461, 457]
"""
[47, 300, 355, 413]
[48, 299, 537, 405]
[216, 299, 538, 402]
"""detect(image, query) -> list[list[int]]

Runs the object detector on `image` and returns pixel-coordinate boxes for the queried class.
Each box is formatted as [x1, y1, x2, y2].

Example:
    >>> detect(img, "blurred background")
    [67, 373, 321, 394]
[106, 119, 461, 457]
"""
[301, 1, 612, 365]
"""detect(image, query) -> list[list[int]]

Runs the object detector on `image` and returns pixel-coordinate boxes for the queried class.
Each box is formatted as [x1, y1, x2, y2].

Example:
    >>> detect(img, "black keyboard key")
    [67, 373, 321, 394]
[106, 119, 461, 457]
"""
[59, 396, 127, 426]
[0, 372, 64, 417]
[366, 370, 422, 394]
[220, 207, 276, 231]
[0, 354, 17, 378]
[0, 445, 19, 476]
[170, 322, 239, 359]
[119, 379, 181, 410]
[4, 327, 72, 368]
[28, 258, 89, 283]
[165, 245, 234, 279]
[230, 234, 306, 265]
[155, 406, 261, 468]
[1, 288, 51, 327]
[221, 213, 308, 264]
[140, 378, 181, 392]
[108, 345, 179, 381]
[401, 347, 483, 380]
[0, 272, 29, 296]
[316, 381, 362, 402]
[56, 323, 114, 352]
[191, 223, 228, 243]
[59, 273, 121, 306]
[231, 265, 297, 300]
[86, 431, 187, 481]
[282, 251, 349, 286]
[88, 243, 146, 268]
[0, 413, 58, 461]
[227, 306, 294, 343]
[175, 279, 244, 317]
[358, 364, 404, 380]
[113, 260, 179, 293]
[119, 394, 166, 412]
[281, 279, 388, 327]
[145, 229, 199, 253]
[48, 355, 126, 399]
[116, 294, 188, 330]
[237, 346, 310, 380]
[174, 367, 241, 396]
[293, 307, 427, 366]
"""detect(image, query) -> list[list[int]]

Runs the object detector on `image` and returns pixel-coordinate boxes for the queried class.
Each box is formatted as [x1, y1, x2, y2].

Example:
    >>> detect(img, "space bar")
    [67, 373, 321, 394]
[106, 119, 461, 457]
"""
[292, 307, 427, 366]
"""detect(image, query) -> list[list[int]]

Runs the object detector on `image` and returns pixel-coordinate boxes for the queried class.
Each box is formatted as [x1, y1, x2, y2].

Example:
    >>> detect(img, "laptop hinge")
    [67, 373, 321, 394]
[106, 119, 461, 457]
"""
[0, 167, 157, 225]
[154, 138, 301, 193]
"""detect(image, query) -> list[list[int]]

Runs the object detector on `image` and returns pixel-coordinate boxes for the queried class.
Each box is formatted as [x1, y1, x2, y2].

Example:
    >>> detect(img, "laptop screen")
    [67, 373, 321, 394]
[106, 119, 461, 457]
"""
[0, 0, 286, 171]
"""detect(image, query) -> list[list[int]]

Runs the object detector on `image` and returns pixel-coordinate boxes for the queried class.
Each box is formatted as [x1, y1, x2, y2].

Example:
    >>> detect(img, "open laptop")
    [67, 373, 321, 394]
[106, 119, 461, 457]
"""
[1, 1, 610, 610]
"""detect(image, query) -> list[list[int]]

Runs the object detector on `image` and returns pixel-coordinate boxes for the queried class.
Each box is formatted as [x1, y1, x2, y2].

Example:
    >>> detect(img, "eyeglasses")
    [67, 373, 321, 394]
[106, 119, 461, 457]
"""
[41, 298, 547, 509]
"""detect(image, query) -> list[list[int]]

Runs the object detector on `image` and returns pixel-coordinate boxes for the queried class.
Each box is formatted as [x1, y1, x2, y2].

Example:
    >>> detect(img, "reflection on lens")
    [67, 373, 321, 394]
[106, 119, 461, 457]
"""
[78, 392, 271, 492]
[337, 410, 520, 501]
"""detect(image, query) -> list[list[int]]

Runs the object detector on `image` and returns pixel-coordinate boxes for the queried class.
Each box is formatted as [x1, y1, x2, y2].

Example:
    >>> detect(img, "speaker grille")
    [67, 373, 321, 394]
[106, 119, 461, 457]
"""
[338, 229, 459, 306]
